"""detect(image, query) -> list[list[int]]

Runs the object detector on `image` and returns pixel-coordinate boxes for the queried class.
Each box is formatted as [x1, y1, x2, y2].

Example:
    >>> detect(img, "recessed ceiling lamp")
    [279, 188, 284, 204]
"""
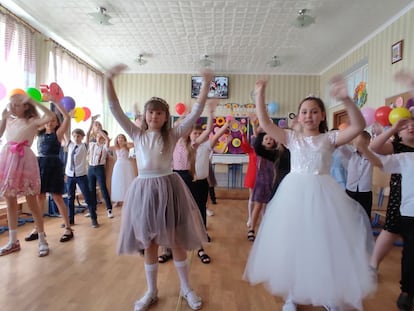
[292, 9, 315, 28]
[136, 54, 147, 65]
[88, 7, 113, 26]
[267, 56, 281, 68]
[199, 55, 214, 67]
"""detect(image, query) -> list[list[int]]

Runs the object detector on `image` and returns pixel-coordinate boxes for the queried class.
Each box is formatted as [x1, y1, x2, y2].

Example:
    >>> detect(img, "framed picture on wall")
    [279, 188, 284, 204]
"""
[391, 40, 403, 64]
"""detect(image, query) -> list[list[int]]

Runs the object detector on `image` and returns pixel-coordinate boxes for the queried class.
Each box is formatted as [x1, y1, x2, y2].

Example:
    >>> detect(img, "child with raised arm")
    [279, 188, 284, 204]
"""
[0, 93, 54, 256]
[106, 64, 213, 311]
[244, 77, 376, 311]
[24, 100, 74, 243]
[377, 121, 414, 311]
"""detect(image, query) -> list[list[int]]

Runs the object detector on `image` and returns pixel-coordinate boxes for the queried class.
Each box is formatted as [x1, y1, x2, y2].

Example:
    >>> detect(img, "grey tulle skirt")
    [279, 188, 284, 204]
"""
[117, 172, 208, 254]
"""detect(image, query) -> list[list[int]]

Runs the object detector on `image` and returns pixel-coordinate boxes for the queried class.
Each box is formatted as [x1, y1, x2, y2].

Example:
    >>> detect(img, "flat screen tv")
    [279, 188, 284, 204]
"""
[191, 76, 229, 99]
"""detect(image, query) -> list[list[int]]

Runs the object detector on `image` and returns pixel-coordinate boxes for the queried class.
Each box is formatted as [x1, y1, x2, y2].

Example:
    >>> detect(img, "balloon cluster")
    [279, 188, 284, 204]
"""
[0, 82, 93, 123]
[362, 104, 412, 127]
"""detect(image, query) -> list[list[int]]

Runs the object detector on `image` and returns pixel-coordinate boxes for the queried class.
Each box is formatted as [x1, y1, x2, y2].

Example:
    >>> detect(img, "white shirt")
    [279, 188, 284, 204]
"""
[380, 153, 414, 217]
[194, 140, 211, 180]
[88, 142, 108, 166]
[339, 145, 373, 192]
[65, 141, 88, 177]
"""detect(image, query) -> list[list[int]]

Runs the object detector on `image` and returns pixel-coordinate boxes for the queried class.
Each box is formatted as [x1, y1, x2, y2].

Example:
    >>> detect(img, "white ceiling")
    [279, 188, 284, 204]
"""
[2, 0, 414, 75]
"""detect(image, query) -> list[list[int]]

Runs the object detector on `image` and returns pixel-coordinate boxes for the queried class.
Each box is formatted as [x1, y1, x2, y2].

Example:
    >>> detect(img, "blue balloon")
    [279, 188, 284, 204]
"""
[267, 101, 279, 114]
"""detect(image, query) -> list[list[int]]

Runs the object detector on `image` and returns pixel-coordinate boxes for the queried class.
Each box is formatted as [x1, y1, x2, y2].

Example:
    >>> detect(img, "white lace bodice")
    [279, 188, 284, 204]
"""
[286, 130, 338, 175]
[116, 148, 129, 160]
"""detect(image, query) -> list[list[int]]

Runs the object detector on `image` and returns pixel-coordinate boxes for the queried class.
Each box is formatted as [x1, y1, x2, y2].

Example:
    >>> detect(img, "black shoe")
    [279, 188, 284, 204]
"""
[59, 229, 74, 243]
[91, 219, 99, 228]
[397, 292, 414, 311]
[24, 232, 39, 242]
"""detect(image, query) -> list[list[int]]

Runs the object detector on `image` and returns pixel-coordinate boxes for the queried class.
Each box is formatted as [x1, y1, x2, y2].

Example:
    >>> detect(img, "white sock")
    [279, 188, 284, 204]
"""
[9, 230, 17, 244]
[144, 263, 158, 295]
[174, 259, 190, 294]
[38, 232, 47, 244]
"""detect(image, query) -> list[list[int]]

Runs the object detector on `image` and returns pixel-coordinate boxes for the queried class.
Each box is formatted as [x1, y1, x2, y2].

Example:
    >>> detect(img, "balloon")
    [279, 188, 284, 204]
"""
[278, 119, 287, 128]
[395, 96, 404, 107]
[49, 82, 64, 101]
[267, 101, 279, 114]
[389, 107, 411, 125]
[73, 107, 86, 123]
[61, 96, 76, 111]
[0, 83, 6, 100]
[82, 107, 91, 121]
[360, 107, 376, 127]
[406, 98, 414, 109]
[226, 115, 233, 122]
[374, 106, 392, 126]
[409, 107, 414, 116]
[175, 102, 186, 115]
[338, 123, 348, 130]
[9, 88, 26, 97]
[26, 87, 42, 102]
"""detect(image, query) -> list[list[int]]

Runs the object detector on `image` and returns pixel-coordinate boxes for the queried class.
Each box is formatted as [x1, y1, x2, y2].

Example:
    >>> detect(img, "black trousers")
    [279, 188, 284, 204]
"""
[401, 216, 414, 294]
[346, 189, 372, 220]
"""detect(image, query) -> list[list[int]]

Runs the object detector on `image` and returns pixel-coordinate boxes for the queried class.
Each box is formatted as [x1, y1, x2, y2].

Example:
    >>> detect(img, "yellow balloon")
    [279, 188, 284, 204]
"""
[74, 107, 86, 123]
[388, 107, 411, 125]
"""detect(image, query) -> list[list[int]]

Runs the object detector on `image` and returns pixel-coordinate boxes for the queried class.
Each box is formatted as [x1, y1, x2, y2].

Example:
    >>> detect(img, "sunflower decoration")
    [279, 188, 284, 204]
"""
[353, 81, 367, 108]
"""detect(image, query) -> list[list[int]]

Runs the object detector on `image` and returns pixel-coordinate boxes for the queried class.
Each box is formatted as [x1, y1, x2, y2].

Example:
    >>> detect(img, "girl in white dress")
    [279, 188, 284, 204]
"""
[106, 64, 213, 311]
[244, 77, 376, 311]
[110, 133, 135, 207]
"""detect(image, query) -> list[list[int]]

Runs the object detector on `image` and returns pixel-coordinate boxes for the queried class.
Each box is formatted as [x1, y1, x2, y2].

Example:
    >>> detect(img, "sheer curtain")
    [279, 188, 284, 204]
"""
[50, 46, 104, 134]
[0, 12, 36, 95]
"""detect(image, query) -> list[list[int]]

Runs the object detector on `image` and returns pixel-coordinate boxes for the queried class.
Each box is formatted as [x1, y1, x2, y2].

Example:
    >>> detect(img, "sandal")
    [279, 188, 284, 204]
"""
[158, 252, 172, 263]
[197, 249, 211, 264]
[60, 228, 74, 243]
[24, 230, 39, 242]
[181, 289, 202, 310]
[247, 230, 255, 242]
[134, 291, 158, 311]
[38, 242, 49, 257]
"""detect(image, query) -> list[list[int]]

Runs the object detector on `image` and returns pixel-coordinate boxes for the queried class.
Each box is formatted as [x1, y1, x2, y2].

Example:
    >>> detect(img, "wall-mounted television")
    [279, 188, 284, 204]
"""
[191, 76, 229, 99]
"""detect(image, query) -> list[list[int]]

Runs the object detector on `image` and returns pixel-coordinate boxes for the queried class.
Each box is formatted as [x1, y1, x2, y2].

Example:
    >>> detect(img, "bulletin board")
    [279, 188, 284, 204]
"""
[172, 116, 288, 155]
[385, 91, 412, 107]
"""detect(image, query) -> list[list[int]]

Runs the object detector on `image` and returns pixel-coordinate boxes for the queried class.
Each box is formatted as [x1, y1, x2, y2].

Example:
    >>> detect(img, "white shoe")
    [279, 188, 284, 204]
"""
[206, 208, 214, 216]
[134, 291, 158, 311]
[84, 212, 90, 217]
[107, 210, 114, 218]
[323, 306, 342, 311]
[38, 242, 49, 257]
[181, 289, 202, 310]
[282, 301, 297, 311]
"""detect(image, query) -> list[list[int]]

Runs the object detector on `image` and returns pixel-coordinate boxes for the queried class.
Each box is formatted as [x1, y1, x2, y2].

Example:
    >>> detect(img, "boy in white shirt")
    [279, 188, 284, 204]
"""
[65, 128, 98, 228]
[380, 131, 414, 311]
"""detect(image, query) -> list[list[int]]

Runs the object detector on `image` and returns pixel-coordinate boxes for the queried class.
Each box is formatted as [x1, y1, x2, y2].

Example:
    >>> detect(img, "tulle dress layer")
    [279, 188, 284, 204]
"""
[111, 149, 135, 202]
[0, 143, 40, 197]
[117, 172, 208, 254]
[244, 131, 376, 310]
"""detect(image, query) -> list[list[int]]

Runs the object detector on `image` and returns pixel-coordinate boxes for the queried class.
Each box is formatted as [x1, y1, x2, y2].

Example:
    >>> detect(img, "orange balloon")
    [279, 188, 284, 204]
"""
[9, 88, 26, 97]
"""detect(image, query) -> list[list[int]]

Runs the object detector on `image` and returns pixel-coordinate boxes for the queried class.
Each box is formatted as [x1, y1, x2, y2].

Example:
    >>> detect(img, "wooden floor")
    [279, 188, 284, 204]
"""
[0, 189, 402, 311]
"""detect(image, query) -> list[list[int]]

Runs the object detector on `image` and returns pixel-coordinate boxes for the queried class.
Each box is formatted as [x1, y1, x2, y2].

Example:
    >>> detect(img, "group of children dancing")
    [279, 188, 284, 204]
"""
[1, 65, 414, 311]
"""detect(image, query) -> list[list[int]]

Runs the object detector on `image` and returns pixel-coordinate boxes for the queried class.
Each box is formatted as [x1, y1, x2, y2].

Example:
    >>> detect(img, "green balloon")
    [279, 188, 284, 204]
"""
[26, 87, 42, 102]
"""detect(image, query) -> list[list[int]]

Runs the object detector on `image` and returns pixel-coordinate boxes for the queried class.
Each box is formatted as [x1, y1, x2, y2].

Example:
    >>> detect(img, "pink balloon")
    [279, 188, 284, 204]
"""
[361, 107, 376, 127]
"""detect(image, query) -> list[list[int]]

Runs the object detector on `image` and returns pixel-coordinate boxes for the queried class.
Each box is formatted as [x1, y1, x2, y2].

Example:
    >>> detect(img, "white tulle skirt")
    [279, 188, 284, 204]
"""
[111, 158, 135, 202]
[244, 173, 376, 310]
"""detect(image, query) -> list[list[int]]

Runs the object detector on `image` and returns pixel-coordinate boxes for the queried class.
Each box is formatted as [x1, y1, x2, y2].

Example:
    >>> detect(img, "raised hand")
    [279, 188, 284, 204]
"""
[330, 75, 349, 100]
[106, 64, 128, 79]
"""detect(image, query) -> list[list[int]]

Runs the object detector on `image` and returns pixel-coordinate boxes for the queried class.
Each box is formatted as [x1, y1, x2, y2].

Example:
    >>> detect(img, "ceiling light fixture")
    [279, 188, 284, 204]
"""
[292, 9, 315, 28]
[88, 7, 113, 26]
[267, 56, 281, 68]
[136, 54, 147, 65]
[199, 55, 214, 67]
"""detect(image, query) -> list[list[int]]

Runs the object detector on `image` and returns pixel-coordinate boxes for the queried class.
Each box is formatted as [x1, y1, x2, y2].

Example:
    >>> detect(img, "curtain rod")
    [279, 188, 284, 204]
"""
[0, 4, 103, 76]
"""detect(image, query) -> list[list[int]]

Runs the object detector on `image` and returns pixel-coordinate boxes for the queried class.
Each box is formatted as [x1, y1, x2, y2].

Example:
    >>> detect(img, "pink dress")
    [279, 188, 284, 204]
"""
[0, 117, 41, 197]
